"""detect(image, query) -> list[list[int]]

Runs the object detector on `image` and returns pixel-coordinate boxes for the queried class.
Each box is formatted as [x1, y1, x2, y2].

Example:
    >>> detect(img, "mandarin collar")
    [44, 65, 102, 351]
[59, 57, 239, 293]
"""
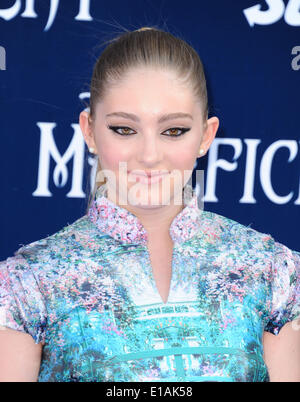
[87, 183, 203, 245]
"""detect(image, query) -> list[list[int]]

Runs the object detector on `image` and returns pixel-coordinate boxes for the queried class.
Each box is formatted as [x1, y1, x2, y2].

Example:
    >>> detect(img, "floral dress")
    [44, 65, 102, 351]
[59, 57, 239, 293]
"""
[0, 184, 299, 382]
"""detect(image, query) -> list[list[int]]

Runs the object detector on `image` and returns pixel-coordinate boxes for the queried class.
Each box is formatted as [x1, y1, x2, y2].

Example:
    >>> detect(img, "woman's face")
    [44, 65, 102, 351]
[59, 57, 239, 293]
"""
[81, 67, 218, 208]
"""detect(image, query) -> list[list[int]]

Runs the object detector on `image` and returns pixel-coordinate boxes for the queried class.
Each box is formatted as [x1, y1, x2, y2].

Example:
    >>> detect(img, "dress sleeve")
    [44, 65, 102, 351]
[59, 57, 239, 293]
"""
[264, 241, 300, 336]
[0, 253, 47, 344]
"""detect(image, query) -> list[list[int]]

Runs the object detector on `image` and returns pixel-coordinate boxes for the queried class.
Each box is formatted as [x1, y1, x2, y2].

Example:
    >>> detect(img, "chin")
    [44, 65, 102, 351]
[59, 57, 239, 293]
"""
[127, 187, 171, 207]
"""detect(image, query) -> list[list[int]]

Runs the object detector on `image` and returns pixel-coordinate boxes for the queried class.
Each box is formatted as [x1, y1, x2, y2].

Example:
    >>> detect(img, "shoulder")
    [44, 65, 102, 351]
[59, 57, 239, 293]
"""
[198, 209, 275, 254]
[1, 214, 124, 282]
[1, 215, 99, 276]
[198, 210, 300, 283]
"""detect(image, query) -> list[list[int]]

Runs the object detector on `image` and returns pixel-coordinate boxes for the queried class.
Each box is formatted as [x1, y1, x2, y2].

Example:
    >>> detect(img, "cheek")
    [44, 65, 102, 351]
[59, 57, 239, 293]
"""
[168, 144, 198, 172]
[95, 135, 131, 171]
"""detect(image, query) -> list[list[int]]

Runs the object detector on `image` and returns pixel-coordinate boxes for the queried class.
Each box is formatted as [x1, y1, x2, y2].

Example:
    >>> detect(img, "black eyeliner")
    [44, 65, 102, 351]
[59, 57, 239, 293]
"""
[162, 127, 191, 137]
[107, 125, 191, 137]
[107, 125, 135, 136]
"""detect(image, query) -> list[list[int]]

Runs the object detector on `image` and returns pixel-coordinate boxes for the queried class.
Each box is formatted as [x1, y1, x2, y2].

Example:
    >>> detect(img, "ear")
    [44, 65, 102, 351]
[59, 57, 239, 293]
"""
[199, 116, 219, 156]
[79, 110, 97, 152]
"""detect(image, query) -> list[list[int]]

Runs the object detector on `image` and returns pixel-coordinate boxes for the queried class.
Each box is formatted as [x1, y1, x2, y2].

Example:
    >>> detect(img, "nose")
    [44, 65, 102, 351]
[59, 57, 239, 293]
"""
[137, 131, 163, 166]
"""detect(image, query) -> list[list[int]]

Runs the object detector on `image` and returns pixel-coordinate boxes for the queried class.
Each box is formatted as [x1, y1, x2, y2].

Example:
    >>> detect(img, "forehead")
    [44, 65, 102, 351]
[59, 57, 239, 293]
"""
[96, 67, 201, 119]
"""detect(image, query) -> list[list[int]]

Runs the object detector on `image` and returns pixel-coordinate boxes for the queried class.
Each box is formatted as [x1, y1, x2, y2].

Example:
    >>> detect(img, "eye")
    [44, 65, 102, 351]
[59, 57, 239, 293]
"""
[108, 126, 136, 136]
[107, 125, 191, 137]
[162, 127, 191, 137]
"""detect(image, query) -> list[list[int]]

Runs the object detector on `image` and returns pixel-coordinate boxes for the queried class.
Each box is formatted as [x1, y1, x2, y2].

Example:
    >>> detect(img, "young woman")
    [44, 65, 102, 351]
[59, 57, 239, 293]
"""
[0, 27, 299, 382]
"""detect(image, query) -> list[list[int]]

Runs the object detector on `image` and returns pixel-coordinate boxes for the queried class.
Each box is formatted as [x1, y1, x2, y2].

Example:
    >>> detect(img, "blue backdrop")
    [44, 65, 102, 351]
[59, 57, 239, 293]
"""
[1, 0, 299, 261]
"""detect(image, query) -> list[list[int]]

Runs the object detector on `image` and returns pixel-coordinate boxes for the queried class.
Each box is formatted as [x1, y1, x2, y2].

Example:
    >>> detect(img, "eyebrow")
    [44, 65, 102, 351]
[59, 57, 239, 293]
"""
[105, 111, 193, 123]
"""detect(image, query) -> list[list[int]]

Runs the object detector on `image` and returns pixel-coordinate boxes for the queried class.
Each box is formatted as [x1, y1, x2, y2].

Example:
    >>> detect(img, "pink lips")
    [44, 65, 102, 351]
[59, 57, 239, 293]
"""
[128, 170, 169, 184]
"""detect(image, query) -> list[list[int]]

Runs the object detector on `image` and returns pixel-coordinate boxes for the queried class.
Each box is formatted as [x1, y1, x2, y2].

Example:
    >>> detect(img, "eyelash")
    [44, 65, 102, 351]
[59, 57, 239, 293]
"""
[107, 125, 191, 137]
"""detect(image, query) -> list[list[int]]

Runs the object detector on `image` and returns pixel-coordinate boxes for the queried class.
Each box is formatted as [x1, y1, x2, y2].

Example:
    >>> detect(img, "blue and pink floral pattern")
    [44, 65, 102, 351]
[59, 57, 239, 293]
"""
[0, 183, 299, 382]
